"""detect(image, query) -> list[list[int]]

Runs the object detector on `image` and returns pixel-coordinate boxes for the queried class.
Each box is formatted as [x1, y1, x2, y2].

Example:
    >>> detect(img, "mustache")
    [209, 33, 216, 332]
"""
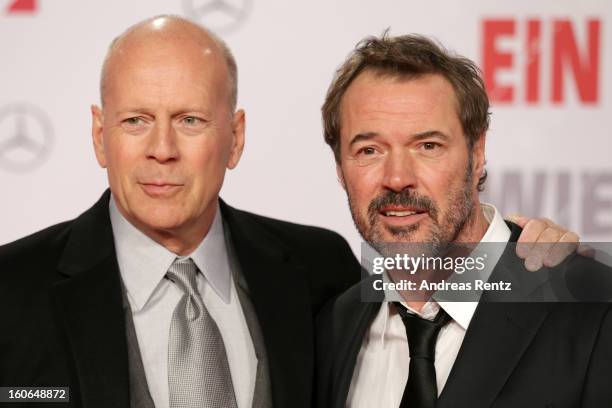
[368, 189, 439, 220]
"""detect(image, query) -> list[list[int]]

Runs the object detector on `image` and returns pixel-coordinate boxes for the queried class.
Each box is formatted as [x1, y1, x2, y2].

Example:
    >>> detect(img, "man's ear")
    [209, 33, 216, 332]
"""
[472, 133, 486, 186]
[336, 163, 346, 190]
[91, 105, 107, 168]
[227, 109, 245, 169]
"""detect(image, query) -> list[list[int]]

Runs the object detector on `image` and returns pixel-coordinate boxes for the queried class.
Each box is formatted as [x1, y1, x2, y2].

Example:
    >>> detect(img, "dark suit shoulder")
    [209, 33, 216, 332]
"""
[222, 202, 362, 315]
[318, 275, 380, 328]
[226, 205, 352, 253]
[559, 252, 612, 301]
[0, 219, 73, 283]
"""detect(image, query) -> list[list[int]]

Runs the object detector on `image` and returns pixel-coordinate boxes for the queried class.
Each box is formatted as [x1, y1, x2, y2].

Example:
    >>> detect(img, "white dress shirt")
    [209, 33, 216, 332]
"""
[347, 203, 511, 408]
[109, 197, 257, 408]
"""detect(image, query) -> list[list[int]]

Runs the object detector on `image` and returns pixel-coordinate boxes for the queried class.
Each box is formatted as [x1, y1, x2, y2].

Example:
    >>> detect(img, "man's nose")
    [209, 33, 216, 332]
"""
[145, 119, 179, 163]
[381, 150, 418, 192]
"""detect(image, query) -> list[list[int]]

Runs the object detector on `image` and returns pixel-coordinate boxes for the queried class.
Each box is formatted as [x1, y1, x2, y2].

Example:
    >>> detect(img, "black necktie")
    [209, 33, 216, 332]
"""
[393, 302, 452, 408]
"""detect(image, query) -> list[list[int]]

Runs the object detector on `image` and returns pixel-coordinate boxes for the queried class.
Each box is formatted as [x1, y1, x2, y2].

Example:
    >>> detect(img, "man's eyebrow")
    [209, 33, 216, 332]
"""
[411, 130, 450, 141]
[116, 107, 211, 116]
[116, 108, 154, 115]
[348, 130, 450, 147]
[348, 132, 379, 147]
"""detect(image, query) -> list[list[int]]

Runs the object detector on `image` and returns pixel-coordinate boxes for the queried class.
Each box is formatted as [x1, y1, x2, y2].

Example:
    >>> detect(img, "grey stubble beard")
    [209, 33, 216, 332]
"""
[347, 153, 477, 258]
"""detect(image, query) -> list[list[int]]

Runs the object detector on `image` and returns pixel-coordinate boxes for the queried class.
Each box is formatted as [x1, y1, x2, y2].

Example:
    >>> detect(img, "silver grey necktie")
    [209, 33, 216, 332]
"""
[167, 257, 238, 408]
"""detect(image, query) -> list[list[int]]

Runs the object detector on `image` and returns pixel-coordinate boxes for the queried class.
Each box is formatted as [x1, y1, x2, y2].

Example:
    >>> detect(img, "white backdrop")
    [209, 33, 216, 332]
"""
[1, 0, 611, 253]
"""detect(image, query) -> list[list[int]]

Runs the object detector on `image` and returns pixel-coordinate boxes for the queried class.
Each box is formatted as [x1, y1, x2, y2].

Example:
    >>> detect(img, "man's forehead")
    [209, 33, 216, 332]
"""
[341, 72, 459, 121]
[111, 42, 217, 70]
[100, 17, 232, 107]
[102, 39, 227, 101]
[109, 33, 221, 67]
[348, 71, 455, 99]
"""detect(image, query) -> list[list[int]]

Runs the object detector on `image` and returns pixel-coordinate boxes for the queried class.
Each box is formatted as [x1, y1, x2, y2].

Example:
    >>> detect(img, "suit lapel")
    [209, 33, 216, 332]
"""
[437, 222, 552, 408]
[437, 301, 550, 408]
[220, 201, 313, 408]
[332, 275, 382, 408]
[52, 190, 130, 408]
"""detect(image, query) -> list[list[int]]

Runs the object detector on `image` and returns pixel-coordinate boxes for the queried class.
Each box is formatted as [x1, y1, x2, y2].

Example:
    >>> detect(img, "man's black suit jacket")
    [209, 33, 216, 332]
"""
[0, 190, 361, 408]
[316, 222, 612, 408]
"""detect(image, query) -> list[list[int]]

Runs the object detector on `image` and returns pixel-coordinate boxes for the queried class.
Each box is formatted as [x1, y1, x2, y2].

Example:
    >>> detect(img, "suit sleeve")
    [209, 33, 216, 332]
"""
[314, 299, 335, 408]
[580, 305, 612, 406]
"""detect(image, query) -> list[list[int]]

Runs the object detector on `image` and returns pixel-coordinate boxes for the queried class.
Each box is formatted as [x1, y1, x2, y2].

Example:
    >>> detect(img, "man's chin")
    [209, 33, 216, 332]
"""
[128, 206, 187, 233]
[367, 224, 442, 254]
[378, 224, 427, 243]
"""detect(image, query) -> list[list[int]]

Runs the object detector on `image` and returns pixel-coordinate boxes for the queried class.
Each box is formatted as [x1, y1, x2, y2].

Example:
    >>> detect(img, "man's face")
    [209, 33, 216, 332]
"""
[91, 35, 244, 244]
[337, 72, 484, 250]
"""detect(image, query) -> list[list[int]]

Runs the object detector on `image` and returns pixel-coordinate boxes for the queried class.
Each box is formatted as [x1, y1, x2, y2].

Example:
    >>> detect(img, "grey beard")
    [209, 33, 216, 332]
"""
[347, 153, 476, 258]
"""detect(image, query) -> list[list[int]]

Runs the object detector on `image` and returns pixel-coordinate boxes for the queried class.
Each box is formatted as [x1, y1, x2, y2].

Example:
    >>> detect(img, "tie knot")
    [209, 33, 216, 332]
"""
[393, 302, 452, 360]
[166, 258, 200, 296]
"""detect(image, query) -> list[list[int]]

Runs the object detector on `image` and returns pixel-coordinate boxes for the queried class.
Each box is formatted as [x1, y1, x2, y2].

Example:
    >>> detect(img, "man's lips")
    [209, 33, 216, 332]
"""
[379, 205, 426, 216]
[138, 182, 183, 197]
[378, 206, 428, 226]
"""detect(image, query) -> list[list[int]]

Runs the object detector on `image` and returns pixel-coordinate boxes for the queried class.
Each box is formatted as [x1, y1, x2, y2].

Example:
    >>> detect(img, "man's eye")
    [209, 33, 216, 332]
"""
[358, 147, 377, 155]
[124, 117, 143, 126]
[183, 116, 203, 125]
[417, 141, 445, 158]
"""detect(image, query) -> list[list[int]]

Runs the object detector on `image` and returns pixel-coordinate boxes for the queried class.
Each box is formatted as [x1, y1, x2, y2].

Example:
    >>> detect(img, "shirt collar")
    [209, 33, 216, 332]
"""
[109, 195, 232, 311]
[380, 202, 511, 332]
[479, 202, 511, 243]
[436, 202, 511, 329]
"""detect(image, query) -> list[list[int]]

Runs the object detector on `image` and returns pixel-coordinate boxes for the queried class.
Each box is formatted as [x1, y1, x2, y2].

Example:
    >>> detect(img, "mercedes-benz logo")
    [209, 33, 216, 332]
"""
[0, 103, 54, 173]
[183, 0, 252, 34]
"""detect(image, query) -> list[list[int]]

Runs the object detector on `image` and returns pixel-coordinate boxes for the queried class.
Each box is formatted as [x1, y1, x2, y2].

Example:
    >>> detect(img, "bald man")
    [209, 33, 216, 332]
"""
[0, 15, 360, 408]
[0, 15, 582, 408]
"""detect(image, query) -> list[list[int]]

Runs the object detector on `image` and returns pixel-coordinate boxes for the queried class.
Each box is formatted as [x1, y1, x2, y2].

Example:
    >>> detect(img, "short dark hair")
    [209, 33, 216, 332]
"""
[322, 32, 489, 191]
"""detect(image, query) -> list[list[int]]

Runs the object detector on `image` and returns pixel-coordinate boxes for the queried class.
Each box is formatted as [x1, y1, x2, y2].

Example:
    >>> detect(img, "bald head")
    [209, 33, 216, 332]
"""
[100, 15, 238, 110]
